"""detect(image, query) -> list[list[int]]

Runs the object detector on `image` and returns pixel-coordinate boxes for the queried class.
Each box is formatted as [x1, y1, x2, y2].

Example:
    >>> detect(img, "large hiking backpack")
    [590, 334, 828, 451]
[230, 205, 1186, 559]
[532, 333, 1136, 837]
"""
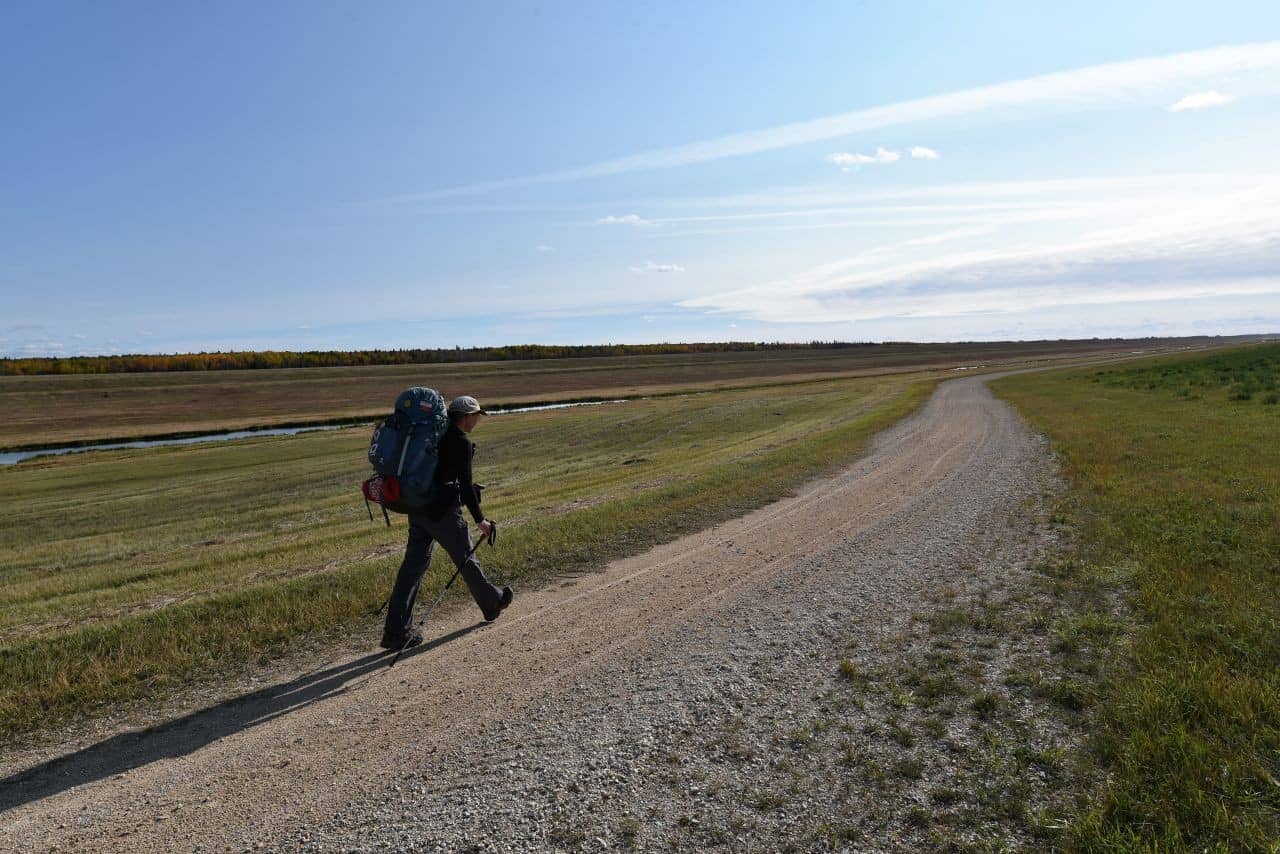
[361, 387, 450, 524]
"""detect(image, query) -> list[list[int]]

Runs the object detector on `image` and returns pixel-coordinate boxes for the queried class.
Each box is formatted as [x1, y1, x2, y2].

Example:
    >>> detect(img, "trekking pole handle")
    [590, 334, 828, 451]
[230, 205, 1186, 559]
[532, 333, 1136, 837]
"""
[468, 521, 496, 558]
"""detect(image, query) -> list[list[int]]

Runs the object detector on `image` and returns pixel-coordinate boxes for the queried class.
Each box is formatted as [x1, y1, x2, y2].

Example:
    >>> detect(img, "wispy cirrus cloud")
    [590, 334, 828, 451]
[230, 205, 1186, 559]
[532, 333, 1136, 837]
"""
[679, 177, 1280, 324]
[631, 173, 1268, 239]
[684, 235, 1280, 323]
[1167, 90, 1235, 111]
[386, 42, 1280, 201]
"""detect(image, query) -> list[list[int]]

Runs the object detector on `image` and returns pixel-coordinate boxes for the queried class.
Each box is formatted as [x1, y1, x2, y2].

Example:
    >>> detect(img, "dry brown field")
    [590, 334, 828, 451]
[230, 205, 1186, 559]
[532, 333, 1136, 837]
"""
[0, 338, 1229, 448]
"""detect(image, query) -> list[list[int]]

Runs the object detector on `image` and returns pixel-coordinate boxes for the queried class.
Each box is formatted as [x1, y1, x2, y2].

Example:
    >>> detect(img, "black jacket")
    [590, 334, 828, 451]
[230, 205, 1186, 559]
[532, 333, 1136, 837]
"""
[427, 423, 484, 522]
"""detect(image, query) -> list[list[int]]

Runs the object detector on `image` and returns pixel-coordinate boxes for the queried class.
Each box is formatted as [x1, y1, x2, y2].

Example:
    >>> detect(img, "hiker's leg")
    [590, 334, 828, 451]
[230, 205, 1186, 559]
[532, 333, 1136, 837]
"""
[428, 510, 501, 613]
[384, 514, 435, 635]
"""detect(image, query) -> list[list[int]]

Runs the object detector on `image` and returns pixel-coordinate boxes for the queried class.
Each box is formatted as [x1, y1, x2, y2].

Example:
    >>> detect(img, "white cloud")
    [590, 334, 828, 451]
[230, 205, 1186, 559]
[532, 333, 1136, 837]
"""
[1167, 90, 1235, 112]
[535, 244, 556, 252]
[680, 178, 1280, 324]
[826, 147, 900, 167]
[911, 146, 941, 159]
[634, 173, 1260, 214]
[639, 174, 1270, 239]
[686, 240, 1280, 323]
[897, 226, 993, 247]
[630, 261, 685, 273]
[391, 42, 1280, 200]
[597, 214, 655, 226]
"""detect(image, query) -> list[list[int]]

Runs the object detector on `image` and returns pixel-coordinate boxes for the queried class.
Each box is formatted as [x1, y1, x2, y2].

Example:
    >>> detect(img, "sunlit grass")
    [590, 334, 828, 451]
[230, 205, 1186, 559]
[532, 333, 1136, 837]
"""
[992, 345, 1280, 850]
[0, 373, 934, 741]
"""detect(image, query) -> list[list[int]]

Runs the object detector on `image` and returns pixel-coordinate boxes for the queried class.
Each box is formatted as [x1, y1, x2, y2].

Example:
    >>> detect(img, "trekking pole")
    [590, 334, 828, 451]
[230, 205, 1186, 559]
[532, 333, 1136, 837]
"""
[373, 521, 494, 617]
[389, 522, 497, 667]
[371, 529, 471, 620]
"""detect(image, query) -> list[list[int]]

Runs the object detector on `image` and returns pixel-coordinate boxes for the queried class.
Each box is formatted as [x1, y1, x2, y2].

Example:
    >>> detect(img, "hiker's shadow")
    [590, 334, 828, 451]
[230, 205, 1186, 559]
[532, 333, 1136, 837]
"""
[0, 622, 482, 814]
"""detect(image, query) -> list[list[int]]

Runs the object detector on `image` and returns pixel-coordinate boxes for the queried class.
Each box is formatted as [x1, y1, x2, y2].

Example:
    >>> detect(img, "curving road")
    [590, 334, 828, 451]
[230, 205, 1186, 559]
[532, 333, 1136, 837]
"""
[0, 373, 1060, 851]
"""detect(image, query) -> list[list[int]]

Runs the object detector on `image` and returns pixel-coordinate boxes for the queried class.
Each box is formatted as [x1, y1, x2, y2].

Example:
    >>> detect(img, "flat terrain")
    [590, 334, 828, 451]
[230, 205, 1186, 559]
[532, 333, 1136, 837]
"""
[0, 372, 931, 741]
[3, 340, 1272, 849]
[992, 344, 1280, 850]
[0, 373, 1075, 851]
[0, 338, 1221, 448]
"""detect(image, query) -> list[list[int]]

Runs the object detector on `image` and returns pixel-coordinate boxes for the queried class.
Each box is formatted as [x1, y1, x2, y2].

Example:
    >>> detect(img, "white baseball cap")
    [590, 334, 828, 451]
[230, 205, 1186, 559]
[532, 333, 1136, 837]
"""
[448, 395, 486, 416]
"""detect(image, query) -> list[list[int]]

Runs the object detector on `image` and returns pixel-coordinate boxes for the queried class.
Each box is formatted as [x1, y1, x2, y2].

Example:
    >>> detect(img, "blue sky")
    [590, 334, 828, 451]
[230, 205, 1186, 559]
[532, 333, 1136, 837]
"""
[3, 1, 1279, 356]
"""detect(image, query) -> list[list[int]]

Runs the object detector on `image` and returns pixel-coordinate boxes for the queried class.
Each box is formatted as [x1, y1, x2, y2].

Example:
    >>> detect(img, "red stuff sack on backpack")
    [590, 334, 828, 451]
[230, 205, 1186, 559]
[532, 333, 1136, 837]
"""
[362, 474, 401, 505]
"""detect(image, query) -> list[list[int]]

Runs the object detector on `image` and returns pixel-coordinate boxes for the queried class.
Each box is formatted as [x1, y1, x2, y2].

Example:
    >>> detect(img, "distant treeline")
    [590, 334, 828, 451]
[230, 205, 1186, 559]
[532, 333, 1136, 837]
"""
[0, 341, 877, 376]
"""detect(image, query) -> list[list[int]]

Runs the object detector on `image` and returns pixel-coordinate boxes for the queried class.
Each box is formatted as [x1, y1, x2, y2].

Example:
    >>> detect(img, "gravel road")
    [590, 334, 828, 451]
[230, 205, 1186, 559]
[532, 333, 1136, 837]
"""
[0, 373, 1067, 852]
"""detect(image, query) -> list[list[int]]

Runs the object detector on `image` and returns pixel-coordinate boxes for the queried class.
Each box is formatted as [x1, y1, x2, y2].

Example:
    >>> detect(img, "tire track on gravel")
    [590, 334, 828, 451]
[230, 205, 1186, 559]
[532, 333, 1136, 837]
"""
[0, 373, 1045, 852]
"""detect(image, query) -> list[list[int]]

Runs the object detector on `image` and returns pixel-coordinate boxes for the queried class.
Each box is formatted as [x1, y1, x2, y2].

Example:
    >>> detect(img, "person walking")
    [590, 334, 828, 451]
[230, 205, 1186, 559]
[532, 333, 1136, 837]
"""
[381, 395, 513, 650]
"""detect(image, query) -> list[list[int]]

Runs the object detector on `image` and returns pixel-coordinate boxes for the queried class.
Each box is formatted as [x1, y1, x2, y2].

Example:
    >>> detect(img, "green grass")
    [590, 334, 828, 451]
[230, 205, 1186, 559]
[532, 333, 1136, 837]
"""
[1089, 342, 1280, 405]
[0, 373, 934, 742]
[992, 344, 1280, 851]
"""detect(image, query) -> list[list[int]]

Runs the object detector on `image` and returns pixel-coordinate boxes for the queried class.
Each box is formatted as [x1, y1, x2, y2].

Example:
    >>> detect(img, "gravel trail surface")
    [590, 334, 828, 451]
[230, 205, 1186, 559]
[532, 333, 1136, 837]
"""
[1, 374, 1064, 851]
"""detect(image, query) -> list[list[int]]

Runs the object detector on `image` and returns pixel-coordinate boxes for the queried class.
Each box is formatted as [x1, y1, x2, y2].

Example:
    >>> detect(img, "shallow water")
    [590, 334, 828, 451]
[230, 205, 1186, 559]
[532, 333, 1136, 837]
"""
[0, 425, 347, 466]
[0, 398, 629, 466]
[489, 398, 628, 415]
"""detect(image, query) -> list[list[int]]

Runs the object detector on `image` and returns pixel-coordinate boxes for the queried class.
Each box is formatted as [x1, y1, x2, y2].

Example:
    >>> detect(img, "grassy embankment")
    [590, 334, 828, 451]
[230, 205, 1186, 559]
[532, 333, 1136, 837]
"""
[0, 372, 934, 743]
[0, 338, 1187, 448]
[992, 344, 1280, 850]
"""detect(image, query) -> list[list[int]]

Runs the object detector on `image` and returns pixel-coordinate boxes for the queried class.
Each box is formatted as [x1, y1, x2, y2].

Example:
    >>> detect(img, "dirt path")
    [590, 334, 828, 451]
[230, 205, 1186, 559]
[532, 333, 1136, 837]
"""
[0, 374, 1065, 851]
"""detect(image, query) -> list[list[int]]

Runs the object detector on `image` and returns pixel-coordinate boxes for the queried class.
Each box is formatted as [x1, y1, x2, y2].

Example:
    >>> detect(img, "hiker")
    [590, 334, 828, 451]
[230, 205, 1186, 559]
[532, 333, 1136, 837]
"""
[381, 395, 513, 650]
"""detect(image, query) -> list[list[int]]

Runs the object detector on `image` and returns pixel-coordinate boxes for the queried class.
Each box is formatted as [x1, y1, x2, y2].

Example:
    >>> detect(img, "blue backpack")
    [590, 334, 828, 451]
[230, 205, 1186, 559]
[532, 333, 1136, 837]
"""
[362, 387, 450, 524]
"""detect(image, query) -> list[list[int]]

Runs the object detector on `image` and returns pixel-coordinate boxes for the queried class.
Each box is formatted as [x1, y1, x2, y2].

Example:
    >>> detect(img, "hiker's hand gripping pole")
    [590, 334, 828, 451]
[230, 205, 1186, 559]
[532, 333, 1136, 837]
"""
[389, 521, 497, 667]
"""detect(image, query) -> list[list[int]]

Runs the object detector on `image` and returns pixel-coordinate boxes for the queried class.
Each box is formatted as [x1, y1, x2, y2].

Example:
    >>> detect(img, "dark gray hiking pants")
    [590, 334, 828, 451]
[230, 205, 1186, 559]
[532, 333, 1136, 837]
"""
[384, 507, 502, 636]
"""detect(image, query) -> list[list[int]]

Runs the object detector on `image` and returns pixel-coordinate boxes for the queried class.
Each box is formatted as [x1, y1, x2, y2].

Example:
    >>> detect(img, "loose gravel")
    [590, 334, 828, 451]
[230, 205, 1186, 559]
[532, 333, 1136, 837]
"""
[0, 374, 1078, 852]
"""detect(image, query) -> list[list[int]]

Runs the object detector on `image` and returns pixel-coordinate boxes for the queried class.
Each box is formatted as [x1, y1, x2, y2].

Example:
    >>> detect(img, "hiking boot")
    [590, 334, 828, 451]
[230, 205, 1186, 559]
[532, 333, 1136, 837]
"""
[482, 586, 514, 622]
[380, 629, 423, 651]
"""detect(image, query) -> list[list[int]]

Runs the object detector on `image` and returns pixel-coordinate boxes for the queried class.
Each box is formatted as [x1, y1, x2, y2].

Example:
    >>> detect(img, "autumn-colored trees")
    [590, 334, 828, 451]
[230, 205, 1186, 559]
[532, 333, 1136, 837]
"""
[0, 342, 870, 375]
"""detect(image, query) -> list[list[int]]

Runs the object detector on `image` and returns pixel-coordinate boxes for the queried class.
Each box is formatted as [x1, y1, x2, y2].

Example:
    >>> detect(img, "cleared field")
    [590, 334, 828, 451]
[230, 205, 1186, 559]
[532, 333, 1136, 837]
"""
[0, 338, 1214, 448]
[0, 372, 934, 742]
[992, 343, 1280, 851]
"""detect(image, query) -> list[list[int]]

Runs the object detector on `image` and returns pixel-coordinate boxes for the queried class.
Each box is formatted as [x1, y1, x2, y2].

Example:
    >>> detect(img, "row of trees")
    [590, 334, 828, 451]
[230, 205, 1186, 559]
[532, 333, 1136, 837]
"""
[1, 341, 878, 376]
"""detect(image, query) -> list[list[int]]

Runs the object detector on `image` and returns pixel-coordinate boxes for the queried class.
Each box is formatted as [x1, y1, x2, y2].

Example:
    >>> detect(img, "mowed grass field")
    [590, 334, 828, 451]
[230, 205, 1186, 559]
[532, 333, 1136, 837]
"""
[0, 372, 934, 743]
[0, 339, 1196, 448]
[992, 344, 1280, 850]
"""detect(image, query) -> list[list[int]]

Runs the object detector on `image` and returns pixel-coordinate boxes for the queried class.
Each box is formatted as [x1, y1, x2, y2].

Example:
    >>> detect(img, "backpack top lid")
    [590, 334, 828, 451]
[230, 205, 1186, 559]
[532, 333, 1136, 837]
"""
[392, 387, 449, 442]
[394, 387, 445, 421]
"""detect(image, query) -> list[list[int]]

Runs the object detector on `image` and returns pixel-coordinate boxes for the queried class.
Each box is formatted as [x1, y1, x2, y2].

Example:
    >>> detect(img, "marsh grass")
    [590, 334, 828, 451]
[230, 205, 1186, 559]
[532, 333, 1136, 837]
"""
[0, 374, 933, 742]
[993, 346, 1280, 850]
